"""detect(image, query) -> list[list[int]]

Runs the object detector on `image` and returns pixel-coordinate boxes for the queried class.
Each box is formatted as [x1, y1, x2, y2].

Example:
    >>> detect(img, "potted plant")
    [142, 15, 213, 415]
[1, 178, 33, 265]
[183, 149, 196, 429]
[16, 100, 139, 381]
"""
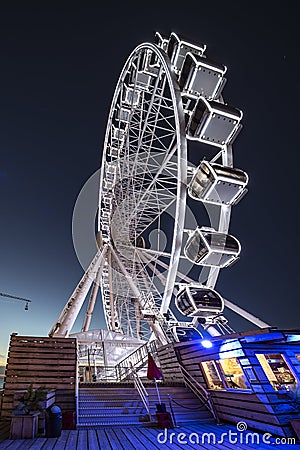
[10, 384, 49, 439]
[14, 383, 48, 415]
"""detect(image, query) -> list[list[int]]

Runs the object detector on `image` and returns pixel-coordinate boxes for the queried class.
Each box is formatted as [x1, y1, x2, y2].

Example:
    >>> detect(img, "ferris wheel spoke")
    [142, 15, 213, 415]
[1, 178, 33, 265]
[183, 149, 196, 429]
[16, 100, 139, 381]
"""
[135, 256, 162, 302]
[125, 142, 178, 222]
[140, 251, 192, 284]
[137, 250, 178, 302]
[135, 195, 176, 237]
[137, 247, 172, 259]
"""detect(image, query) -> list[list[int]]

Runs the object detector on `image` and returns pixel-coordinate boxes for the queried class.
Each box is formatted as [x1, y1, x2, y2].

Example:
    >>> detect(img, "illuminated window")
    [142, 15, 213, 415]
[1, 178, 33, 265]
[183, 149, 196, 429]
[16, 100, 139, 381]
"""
[218, 357, 250, 390]
[201, 357, 250, 390]
[256, 354, 296, 391]
[201, 360, 224, 390]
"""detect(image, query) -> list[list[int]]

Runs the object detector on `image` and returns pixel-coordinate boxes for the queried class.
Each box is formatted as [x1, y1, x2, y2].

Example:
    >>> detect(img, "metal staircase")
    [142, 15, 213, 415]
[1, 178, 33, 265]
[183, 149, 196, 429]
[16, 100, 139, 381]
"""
[77, 384, 149, 428]
[77, 383, 214, 428]
[115, 343, 149, 381]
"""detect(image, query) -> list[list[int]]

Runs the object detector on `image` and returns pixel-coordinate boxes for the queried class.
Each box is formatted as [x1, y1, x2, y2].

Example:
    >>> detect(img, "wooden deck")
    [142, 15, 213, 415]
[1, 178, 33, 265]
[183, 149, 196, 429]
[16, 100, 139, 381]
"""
[0, 422, 299, 449]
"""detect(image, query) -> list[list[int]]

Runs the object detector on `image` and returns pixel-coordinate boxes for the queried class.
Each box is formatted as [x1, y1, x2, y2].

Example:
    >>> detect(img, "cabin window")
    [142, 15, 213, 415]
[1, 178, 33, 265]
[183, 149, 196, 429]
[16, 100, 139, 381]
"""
[177, 292, 195, 316]
[201, 360, 224, 390]
[218, 357, 250, 389]
[185, 232, 207, 262]
[256, 353, 296, 391]
[201, 357, 250, 390]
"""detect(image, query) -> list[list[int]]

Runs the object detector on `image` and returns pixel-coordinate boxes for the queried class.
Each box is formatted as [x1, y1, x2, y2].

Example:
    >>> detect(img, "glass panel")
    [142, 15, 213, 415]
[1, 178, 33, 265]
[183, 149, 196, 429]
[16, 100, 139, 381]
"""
[191, 289, 222, 309]
[204, 252, 234, 267]
[185, 231, 207, 262]
[218, 357, 250, 390]
[204, 232, 239, 252]
[213, 164, 247, 183]
[201, 361, 224, 390]
[177, 292, 195, 316]
[190, 164, 213, 198]
[175, 327, 202, 342]
[256, 354, 296, 391]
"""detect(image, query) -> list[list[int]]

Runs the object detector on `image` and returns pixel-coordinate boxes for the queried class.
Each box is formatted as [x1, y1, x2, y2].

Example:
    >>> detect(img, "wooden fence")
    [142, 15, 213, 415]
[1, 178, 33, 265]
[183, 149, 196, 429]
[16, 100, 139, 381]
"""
[156, 344, 184, 382]
[1, 334, 77, 420]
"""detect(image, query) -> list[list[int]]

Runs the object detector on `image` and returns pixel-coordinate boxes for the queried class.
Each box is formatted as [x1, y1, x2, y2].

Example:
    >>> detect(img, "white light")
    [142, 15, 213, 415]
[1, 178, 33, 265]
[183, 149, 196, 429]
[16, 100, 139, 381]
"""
[201, 339, 213, 348]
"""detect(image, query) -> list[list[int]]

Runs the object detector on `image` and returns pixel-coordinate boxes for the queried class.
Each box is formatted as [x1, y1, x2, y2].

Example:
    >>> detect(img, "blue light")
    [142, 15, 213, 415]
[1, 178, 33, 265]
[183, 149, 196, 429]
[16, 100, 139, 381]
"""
[201, 339, 213, 348]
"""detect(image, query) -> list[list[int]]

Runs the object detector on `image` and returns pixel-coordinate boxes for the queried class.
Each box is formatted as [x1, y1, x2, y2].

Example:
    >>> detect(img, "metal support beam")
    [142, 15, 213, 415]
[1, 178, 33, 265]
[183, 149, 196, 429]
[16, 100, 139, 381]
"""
[82, 255, 106, 332]
[224, 298, 270, 329]
[49, 245, 108, 337]
[109, 244, 169, 346]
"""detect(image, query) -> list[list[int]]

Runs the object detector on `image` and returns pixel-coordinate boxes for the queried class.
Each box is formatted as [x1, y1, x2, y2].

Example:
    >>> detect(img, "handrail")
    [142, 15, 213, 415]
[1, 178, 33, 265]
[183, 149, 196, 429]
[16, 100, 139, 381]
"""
[179, 363, 219, 423]
[79, 365, 133, 383]
[80, 340, 159, 383]
[115, 343, 149, 381]
[130, 363, 152, 421]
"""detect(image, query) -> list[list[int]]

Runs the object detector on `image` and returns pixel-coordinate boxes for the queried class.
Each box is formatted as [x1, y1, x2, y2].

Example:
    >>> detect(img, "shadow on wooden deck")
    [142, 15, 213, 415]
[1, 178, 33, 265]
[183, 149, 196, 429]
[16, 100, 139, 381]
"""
[0, 422, 300, 449]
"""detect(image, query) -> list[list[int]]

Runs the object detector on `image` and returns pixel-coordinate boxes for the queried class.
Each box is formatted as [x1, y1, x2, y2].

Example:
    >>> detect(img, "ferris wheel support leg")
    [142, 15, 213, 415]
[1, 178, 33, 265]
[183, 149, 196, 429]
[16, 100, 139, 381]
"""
[109, 245, 169, 346]
[82, 253, 107, 332]
[108, 248, 116, 332]
[49, 245, 108, 338]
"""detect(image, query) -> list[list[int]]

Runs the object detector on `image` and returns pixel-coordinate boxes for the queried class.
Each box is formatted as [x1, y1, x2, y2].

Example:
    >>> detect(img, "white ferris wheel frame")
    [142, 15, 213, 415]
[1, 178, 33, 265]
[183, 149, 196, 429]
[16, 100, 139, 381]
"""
[49, 35, 270, 341]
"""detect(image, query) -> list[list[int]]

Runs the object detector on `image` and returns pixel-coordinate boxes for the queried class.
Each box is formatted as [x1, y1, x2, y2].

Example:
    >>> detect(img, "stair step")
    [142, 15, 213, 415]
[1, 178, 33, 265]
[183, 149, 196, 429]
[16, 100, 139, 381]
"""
[77, 417, 147, 422]
[79, 406, 143, 410]
[77, 415, 149, 421]
[76, 382, 213, 428]
[77, 422, 150, 428]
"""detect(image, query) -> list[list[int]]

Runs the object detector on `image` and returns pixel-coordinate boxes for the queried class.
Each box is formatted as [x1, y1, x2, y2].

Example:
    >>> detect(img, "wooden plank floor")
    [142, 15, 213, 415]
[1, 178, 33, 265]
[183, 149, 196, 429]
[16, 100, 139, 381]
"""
[0, 423, 299, 449]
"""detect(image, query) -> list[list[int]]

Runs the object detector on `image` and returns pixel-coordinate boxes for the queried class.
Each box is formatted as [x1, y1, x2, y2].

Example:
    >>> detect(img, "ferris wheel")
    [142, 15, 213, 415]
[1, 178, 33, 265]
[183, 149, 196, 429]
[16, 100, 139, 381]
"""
[49, 32, 269, 344]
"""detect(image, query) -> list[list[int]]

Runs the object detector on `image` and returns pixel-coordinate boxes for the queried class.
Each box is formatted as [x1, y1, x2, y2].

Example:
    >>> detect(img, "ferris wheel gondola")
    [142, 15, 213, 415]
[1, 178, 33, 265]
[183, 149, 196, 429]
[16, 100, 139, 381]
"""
[175, 284, 224, 318]
[184, 227, 241, 268]
[188, 161, 248, 205]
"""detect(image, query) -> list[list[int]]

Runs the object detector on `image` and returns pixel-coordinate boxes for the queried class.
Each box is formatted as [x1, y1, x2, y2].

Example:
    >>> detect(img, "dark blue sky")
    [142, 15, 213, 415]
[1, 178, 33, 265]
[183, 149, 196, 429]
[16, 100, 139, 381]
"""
[0, 4, 299, 361]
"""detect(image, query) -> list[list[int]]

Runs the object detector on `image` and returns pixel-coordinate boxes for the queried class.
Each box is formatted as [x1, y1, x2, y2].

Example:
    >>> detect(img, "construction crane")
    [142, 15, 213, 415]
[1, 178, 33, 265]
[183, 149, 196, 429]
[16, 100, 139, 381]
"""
[0, 293, 32, 310]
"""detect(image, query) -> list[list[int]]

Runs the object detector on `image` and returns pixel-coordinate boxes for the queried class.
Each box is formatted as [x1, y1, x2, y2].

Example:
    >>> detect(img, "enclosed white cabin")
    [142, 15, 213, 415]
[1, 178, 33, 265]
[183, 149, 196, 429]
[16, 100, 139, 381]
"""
[179, 52, 227, 100]
[184, 227, 241, 268]
[122, 84, 141, 107]
[167, 32, 206, 74]
[186, 97, 242, 147]
[154, 31, 169, 52]
[188, 161, 248, 205]
[176, 284, 224, 318]
[117, 106, 131, 123]
[110, 124, 126, 151]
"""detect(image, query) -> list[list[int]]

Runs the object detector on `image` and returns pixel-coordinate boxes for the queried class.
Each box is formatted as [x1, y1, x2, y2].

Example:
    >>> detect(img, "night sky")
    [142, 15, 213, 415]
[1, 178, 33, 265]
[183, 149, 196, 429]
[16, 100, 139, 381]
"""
[0, 4, 299, 362]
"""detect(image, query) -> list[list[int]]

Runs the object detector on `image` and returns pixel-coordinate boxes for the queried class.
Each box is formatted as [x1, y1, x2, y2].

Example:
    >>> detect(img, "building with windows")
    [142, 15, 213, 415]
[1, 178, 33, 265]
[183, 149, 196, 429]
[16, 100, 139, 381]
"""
[157, 327, 300, 437]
